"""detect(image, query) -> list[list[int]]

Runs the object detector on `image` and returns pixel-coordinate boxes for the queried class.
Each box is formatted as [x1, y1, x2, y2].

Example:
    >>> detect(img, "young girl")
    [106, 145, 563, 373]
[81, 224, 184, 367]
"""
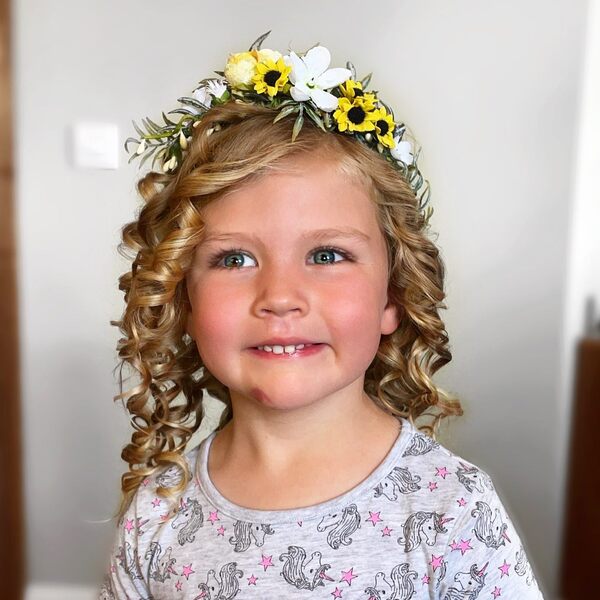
[101, 34, 544, 599]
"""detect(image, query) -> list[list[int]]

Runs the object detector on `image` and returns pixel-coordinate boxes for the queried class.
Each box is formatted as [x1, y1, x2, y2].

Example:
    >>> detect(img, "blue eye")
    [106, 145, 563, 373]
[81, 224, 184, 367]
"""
[208, 246, 352, 269]
[209, 249, 256, 269]
[310, 247, 349, 265]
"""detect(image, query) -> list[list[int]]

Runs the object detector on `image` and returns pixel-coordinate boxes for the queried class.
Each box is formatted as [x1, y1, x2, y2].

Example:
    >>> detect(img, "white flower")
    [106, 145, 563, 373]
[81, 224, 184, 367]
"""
[191, 78, 228, 110]
[390, 138, 414, 165]
[283, 46, 351, 112]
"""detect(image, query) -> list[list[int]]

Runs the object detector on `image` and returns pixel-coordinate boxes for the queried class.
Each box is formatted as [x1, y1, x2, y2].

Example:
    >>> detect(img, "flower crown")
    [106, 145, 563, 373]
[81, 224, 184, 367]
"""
[125, 31, 433, 225]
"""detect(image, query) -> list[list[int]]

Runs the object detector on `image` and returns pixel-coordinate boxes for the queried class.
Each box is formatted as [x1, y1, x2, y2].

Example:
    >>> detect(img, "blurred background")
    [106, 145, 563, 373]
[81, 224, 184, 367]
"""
[1, 1, 598, 599]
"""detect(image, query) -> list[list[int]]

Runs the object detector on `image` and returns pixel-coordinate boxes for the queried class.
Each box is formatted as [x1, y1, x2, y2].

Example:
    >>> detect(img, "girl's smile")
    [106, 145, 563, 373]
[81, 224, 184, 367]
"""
[186, 152, 399, 414]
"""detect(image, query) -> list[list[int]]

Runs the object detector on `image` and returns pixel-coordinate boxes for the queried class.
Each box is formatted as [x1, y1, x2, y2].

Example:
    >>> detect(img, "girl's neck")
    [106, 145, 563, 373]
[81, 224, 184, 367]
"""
[207, 393, 402, 510]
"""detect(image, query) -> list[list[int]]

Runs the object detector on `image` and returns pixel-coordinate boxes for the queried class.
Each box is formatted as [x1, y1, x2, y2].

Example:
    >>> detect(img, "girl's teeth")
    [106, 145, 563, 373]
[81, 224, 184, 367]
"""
[258, 343, 308, 354]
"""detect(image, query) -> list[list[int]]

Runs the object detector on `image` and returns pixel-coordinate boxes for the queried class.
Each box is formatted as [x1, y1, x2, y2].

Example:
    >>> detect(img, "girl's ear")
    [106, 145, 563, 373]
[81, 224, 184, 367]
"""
[380, 299, 401, 336]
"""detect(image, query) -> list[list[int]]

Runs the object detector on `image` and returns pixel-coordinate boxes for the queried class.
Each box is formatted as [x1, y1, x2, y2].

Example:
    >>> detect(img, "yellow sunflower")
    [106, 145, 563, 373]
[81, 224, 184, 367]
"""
[372, 107, 396, 148]
[252, 57, 292, 98]
[333, 95, 378, 133]
[338, 79, 376, 103]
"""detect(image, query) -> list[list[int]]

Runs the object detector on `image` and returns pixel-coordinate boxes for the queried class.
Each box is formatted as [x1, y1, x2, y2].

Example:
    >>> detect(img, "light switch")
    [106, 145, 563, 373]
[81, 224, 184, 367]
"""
[72, 122, 119, 169]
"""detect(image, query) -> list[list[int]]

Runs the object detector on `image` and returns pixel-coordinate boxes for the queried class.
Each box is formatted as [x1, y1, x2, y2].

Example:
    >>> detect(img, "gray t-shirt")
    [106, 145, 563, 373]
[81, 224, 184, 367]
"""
[100, 417, 544, 599]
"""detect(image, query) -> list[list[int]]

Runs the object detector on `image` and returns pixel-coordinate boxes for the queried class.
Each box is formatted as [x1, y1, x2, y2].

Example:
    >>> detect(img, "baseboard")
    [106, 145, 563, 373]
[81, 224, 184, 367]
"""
[25, 583, 97, 600]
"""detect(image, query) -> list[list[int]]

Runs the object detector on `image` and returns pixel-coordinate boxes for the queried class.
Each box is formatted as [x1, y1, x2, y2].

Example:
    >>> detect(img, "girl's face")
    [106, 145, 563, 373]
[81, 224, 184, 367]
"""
[186, 153, 399, 414]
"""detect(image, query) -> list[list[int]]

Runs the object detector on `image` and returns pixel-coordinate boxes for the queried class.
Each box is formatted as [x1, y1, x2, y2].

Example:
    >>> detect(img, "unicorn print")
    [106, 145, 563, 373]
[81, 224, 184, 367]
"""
[455, 463, 494, 494]
[316, 503, 361, 549]
[171, 497, 204, 545]
[116, 541, 144, 580]
[279, 545, 333, 590]
[195, 562, 243, 600]
[374, 466, 422, 500]
[442, 562, 488, 599]
[435, 557, 448, 590]
[397, 511, 454, 552]
[471, 501, 510, 549]
[402, 433, 440, 457]
[515, 545, 536, 586]
[364, 563, 418, 599]
[145, 541, 177, 582]
[228, 521, 275, 552]
[156, 465, 184, 488]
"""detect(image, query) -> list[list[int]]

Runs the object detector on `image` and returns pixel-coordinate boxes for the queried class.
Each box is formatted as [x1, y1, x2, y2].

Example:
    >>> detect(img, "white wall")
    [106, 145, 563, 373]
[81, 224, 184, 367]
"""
[13, 1, 591, 596]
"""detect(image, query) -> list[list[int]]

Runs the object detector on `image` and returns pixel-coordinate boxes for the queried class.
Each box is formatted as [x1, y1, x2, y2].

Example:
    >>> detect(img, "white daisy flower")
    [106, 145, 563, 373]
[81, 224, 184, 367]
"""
[284, 46, 351, 112]
[191, 78, 228, 110]
[390, 138, 414, 165]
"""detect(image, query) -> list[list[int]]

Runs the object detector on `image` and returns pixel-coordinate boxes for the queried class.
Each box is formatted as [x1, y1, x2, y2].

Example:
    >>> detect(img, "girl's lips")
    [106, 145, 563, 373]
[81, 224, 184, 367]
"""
[247, 343, 326, 359]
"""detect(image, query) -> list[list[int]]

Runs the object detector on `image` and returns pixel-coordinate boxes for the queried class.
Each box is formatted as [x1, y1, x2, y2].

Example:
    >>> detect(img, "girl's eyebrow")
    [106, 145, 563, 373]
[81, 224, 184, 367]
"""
[201, 227, 371, 245]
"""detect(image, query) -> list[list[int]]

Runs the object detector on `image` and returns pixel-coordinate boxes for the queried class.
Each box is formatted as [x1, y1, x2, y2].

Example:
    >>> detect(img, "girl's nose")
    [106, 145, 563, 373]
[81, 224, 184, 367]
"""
[251, 261, 309, 318]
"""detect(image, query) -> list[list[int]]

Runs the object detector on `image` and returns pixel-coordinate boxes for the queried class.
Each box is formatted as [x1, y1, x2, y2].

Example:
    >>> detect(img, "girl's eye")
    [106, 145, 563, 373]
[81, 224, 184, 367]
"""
[209, 248, 257, 269]
[208, 246, 352, 269]
[309, 247, 350, 265]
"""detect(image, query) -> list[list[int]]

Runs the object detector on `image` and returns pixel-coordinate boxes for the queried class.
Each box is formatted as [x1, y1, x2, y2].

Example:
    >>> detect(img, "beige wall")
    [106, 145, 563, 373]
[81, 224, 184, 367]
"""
[13, 1, 592, 597]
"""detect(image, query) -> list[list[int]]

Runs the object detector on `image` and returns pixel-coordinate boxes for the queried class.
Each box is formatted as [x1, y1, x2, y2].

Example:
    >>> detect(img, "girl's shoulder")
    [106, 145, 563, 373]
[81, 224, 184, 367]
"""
[399, 420, 497, 495]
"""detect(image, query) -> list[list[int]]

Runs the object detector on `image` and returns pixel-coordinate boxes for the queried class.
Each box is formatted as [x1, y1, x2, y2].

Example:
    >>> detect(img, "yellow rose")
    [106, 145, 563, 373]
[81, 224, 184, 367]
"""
[224, 52, 258, 89]
[256, 49, 282, 63]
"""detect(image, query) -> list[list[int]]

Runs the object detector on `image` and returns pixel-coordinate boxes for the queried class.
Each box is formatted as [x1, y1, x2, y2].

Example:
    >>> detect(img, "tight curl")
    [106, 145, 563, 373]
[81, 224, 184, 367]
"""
[113, 101, 462, 519]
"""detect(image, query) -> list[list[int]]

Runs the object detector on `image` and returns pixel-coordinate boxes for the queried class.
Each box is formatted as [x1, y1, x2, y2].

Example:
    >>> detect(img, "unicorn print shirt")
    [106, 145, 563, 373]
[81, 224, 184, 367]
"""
[100, 417, 545, 599]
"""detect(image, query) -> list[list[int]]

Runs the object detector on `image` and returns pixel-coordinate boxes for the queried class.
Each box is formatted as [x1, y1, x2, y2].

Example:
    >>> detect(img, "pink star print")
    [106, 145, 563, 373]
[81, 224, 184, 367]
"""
[366, 511, 382, 526]
[428, 481, 438, 491]
[259, 554, 274, 571]
[247, 574, 258, 585]
[207, 510, 220, 524]
[124, 519, 134, 533]
[160, 512, 170, 522]
[430, 555, 444, 571]
[422, 574, 430, 584]
[142, 478, 150, 486]
[175, 580, 182, 591]
[151, 498, 161, 508]
[181, 564, 195, 580]
[381, 526, 392, 536]
[457, 539, 473, 555]
[340, 567, 358, 585]
[331, 588, 343, 599]
[498, 560, 511, 577]
[492, 586, 502, 598]
[457, 497, 467, 507]
[216, 525, 225, 536]
[436, 466, 450, 479]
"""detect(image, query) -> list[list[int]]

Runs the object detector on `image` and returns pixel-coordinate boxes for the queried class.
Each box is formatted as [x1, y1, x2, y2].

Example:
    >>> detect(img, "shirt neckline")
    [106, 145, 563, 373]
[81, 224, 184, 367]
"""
[195, 415, 414, 525]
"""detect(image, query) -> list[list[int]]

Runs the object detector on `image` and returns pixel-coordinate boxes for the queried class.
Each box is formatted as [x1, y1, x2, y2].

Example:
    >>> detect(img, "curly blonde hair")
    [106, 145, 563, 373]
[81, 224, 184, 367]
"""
[113, 101, 462, 519]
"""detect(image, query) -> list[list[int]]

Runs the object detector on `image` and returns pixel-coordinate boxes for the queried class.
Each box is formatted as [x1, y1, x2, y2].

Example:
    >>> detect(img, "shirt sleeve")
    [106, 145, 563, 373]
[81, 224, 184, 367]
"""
[98, 483, 154, 600]
[438, 479, 545, 599]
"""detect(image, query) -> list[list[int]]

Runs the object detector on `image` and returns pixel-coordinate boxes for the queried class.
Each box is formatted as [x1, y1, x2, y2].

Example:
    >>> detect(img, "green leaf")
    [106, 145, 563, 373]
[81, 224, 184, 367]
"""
[162, 111, 177, 127]
[146, 116, 166, 133]
[142, 117, 161, 135]
[177, 96, 208, 112]
[249, 30, 271, 52]
[132, 120, 146, 138]
[139, 146, 157, 170]
[168, 108, 197, 117]
[360, 72, 372, 90]
[303, 105, 326, 132]
[273, 104, 299, 123]
[346, 61, 356, 80]
[124, 136, 139, 153]
[291, 111, 304, 142]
